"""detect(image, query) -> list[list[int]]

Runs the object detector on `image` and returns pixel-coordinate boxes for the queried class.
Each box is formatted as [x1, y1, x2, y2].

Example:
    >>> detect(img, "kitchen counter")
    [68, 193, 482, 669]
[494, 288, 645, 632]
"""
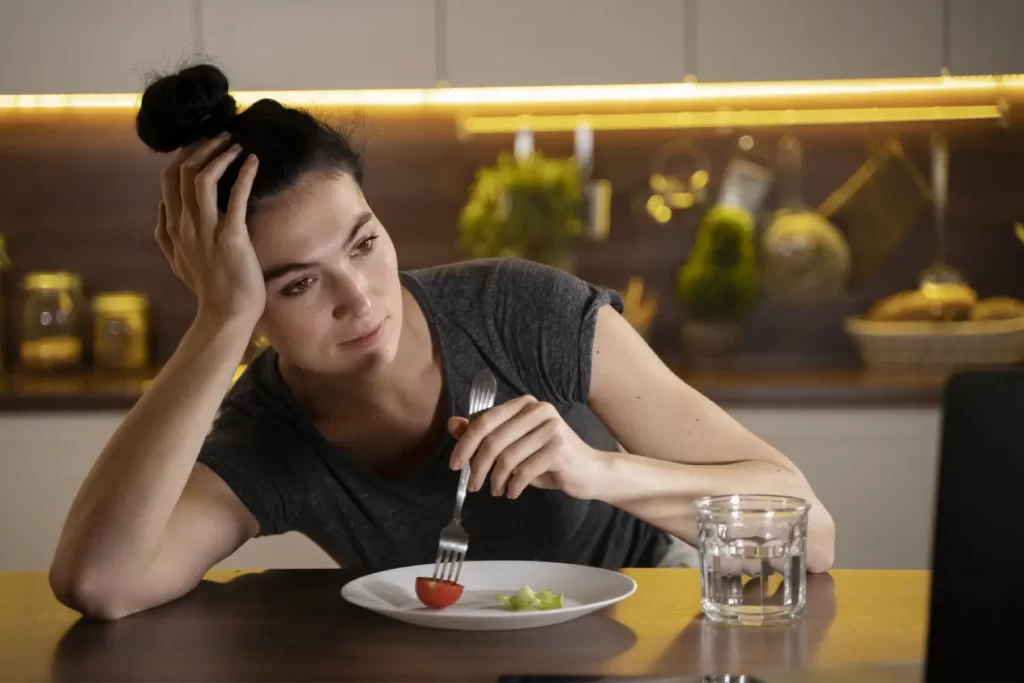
[0, 370, 156, 412]
[0, 366, 949, 412]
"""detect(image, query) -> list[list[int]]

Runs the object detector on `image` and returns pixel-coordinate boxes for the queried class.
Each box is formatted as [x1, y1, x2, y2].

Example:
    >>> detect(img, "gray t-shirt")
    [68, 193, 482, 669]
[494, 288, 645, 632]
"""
[198, 257, 670, 570]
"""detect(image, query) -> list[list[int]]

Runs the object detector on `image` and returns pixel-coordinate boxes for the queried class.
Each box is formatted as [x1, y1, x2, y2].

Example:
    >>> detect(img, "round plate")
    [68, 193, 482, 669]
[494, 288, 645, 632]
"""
[340, 560, 637, 631]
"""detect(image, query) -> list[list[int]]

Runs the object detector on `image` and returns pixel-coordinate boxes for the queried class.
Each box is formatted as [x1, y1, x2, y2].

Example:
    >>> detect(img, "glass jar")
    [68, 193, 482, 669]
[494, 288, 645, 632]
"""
[93, 291, 150, 370]
[20, 271, 85, 372]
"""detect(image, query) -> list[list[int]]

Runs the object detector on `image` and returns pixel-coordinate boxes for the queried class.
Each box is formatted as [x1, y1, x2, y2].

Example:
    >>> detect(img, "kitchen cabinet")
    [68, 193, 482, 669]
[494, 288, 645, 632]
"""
[0, 405, 941, 572]
[949, 0, 1024, 75]
[693, 0, 944, 82]
[199, 0, 437, 91]
[0, 0, 193, 94]
[728, 405, 942, 570]
[445, 0, 687, 86]
[0, 413, 334, 572]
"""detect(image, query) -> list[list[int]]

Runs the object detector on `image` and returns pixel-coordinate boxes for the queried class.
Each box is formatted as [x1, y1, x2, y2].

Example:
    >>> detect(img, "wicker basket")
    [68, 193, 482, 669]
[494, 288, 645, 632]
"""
[845, 316, 1024, 370]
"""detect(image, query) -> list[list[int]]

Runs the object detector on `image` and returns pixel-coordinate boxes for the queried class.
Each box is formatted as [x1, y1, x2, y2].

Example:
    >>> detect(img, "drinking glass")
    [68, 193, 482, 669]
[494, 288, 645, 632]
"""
[695, 494, 810, 624]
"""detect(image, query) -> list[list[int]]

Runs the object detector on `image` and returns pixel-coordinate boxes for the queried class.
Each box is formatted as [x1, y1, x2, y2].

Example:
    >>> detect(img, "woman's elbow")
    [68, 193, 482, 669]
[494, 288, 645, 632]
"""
[806, 508, 837, 573]
[49, 565, 133, 621]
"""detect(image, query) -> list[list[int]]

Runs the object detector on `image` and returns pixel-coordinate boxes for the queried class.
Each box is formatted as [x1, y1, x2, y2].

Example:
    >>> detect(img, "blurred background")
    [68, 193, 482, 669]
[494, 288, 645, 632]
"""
[1, 0, 1022, 573]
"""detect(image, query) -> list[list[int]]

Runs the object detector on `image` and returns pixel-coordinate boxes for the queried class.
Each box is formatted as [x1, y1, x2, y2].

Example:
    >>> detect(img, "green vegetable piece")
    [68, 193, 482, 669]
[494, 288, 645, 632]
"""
[495, 585, 564, 611]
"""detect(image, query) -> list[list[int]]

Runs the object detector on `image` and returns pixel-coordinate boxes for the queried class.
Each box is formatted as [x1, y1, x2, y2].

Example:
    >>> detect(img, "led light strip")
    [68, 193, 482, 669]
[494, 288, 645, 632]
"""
[459, 105, 1004, 133]
[1, 74, 1022, 110]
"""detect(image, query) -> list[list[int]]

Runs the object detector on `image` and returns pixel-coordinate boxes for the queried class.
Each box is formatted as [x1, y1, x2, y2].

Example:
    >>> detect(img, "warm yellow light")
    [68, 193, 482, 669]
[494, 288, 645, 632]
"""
[668, 192, 696, 209]
[460, 105, 1002, 133]
[646, 195, 665, 214]
[1, 74, 1022, 110]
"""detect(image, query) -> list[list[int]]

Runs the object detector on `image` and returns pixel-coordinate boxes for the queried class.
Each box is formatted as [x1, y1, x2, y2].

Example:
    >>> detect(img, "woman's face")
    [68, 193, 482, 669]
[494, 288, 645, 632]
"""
[248, 172, 403, 375]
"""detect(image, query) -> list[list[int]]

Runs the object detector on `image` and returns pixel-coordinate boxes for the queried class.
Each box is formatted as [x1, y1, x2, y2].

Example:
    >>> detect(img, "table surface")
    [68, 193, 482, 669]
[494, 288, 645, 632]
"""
[0, 568, 930, 682]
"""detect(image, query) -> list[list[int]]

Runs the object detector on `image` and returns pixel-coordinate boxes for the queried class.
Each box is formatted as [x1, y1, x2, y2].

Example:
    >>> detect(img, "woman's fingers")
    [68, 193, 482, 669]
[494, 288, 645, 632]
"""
[488, 420, 555, 496]
[159, 143, 199, 235]
[505, 444, 558, 500]
[223, 154, 259, 240]
[450, 396, 537, 484]
[193, 143, 244, 240]
[449, 395, 538, 470]
[178, 133, 233, 233]
[467, 407, 547, 493]
[153, 200, 173, 264]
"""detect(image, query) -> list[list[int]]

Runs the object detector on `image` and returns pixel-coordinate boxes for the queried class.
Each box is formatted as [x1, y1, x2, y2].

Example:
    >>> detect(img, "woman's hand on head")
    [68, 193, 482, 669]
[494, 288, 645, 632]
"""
[155, 133, 265, 326]
[447, 396, 613, 501]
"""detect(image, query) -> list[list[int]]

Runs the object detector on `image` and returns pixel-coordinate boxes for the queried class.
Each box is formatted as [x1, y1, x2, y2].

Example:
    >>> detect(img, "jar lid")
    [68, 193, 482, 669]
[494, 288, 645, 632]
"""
[23, 271, 81, 290]
[94, 291, 149, 313]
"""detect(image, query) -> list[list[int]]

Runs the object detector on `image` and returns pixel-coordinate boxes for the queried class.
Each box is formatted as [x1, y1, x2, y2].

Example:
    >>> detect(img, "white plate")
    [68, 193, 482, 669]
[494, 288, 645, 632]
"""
[340, 560, 637, 631]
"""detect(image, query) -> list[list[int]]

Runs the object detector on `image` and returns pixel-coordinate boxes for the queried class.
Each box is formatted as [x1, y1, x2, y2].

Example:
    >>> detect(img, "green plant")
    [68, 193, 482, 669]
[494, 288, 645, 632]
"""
[677, 204, 759, 322]
[459, 151, 582, 266]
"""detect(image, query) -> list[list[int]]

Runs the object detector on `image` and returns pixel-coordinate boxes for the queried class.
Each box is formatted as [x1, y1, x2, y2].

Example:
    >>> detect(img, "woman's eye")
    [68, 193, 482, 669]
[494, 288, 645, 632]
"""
[281, 276, 316, 297]
[353, 234, 379, 256]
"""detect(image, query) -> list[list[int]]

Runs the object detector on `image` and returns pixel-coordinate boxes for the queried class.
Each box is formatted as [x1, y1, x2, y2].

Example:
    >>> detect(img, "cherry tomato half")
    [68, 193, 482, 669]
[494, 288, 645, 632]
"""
[415, 577, 464, 609]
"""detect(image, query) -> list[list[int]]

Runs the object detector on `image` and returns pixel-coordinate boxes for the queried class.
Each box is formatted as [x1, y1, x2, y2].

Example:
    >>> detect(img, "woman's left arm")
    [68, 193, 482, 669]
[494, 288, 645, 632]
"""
[586, 307, 836, 572]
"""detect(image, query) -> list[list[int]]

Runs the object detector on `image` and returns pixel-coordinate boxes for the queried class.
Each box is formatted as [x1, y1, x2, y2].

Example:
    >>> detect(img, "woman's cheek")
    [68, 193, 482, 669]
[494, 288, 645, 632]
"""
[260, 304, 324, 350]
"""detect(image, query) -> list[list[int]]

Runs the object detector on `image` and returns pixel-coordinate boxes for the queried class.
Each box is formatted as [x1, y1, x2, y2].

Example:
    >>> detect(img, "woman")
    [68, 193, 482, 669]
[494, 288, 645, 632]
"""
[50, 64, 835, 620]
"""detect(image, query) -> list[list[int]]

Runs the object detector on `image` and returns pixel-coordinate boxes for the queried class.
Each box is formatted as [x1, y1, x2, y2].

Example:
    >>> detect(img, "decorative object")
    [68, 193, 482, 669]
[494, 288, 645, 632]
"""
[818, 138, 931, 287]
[919, 133, 966, 289]
[761, 136, 851, 302]
[846, 287, 1024, 371]
[459, 151, 582, 269]
[93, 291, 149, 370]
[20, 271, 85, 372]
[645, 139, 711, 224]
[677, 205, 759, 368]
[619, 277, 658, 340]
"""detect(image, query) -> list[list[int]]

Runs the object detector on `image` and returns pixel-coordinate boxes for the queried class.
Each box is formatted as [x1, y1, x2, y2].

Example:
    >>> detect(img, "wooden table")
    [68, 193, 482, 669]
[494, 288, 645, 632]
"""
[0, 568, 930, 682]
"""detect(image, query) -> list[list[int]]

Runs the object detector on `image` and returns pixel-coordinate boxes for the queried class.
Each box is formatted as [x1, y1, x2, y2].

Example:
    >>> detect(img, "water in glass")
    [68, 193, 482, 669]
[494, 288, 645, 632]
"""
[696, 494, 809, 625]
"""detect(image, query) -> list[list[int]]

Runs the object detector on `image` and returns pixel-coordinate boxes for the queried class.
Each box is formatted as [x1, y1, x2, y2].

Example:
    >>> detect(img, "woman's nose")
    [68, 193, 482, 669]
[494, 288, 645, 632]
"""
[331, 272, 372, 320]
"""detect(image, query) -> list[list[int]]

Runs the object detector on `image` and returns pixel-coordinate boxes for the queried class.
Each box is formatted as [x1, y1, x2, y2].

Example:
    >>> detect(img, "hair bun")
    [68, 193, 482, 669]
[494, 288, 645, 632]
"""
[136, 64, 237, 153]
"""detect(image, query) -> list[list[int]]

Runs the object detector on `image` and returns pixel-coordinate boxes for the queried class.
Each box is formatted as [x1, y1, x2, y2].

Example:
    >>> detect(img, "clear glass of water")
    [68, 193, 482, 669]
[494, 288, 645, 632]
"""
[695, 494, 810, 625]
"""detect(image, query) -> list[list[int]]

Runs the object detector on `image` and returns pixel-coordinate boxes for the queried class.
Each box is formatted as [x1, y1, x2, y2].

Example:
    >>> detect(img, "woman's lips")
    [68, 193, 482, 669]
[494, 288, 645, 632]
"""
[341, 318, 387, 348]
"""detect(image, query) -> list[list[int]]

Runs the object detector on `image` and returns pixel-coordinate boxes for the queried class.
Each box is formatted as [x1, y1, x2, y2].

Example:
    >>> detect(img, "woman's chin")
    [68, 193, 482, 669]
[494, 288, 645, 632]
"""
[322, 330, 401, 375]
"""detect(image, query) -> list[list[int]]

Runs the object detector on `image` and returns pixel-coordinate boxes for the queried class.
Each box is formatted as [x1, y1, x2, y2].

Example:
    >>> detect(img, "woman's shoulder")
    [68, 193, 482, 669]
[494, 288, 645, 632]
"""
[214, 349, 302, 436]
[402, 257, 614, 311]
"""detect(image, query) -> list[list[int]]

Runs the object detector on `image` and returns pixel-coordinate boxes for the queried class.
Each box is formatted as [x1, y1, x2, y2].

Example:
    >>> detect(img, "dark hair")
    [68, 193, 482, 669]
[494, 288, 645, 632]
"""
[136, 64, 364, 213]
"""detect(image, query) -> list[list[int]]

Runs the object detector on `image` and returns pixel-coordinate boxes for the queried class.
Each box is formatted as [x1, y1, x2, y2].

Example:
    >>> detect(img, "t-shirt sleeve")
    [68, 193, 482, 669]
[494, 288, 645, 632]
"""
[489, 258, 624, 405]
[196, 405, 308, 537]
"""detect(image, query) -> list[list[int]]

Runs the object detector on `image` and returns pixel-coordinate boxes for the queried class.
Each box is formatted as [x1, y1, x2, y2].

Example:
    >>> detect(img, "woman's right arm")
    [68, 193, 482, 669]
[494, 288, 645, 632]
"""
[50, 135, 268, 620]
[49, 315, 258, 620]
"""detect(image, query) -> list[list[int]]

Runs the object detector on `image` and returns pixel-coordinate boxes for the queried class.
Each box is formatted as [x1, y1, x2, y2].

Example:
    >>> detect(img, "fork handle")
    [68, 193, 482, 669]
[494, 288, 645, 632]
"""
[453, 464, 470, 521]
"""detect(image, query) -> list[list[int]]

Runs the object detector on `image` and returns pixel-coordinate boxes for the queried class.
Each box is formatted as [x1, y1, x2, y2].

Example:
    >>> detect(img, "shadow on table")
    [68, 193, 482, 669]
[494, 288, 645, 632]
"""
[49, 569, 638, 682]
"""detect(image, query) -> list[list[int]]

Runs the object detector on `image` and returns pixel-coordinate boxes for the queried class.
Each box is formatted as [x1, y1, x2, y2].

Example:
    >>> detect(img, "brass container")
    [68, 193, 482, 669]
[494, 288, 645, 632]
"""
[20, 271, 85, 372]
[93, 291, 149, 370]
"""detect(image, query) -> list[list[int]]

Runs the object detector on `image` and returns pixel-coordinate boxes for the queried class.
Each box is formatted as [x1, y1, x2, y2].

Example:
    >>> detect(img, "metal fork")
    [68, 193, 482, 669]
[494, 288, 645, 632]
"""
[433, 369, 497, 583]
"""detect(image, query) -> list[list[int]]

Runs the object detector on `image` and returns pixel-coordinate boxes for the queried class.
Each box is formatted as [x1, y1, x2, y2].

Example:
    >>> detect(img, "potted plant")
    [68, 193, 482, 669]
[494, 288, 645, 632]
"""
[459, 151, 582, 270]
[677, 204, 759, 368]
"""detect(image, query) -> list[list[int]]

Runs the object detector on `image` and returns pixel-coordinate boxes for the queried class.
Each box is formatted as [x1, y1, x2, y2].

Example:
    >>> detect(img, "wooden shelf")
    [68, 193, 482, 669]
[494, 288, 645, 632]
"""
[0, 366, 949, 412]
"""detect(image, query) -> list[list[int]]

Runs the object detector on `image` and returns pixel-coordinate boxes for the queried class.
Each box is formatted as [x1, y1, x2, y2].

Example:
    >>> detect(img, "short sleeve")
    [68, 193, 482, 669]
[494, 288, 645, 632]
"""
[489, 258, 624, 405]
[196, 404, 308, 537]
